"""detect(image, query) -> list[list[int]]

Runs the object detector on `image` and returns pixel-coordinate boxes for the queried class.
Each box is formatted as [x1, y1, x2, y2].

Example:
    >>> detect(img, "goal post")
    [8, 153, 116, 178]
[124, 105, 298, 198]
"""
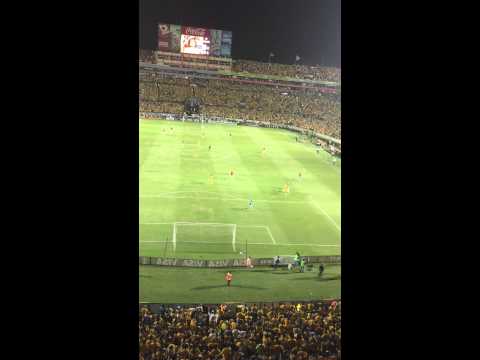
[232, 224, 237, 252]
[173, 222, 238, 255]
[140, 222, 277, 259]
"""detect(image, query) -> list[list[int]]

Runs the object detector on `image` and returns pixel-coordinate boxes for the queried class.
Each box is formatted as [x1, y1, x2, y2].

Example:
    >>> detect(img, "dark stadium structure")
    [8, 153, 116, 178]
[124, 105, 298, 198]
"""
[184, 96, 202, 115]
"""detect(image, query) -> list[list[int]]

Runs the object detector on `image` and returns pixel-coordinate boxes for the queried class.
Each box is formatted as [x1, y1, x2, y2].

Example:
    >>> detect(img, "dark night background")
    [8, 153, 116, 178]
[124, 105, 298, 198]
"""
[139, 0, 341, 67]
[2, 1, 460, 359]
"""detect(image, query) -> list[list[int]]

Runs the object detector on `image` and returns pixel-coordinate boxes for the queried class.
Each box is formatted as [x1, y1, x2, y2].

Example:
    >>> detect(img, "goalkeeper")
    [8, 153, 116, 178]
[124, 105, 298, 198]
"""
[294, 252, 301, 267]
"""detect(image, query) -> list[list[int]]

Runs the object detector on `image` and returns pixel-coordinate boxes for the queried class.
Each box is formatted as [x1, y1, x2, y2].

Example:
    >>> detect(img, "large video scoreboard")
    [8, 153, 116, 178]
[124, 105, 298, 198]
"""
[158, 24, 232, 57]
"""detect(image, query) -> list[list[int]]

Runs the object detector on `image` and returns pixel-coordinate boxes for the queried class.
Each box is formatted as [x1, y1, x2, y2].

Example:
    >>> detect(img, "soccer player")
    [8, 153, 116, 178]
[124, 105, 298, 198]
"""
[246, 257, 253, 269]
[208, 145, 212, 151]
[225, 271, 233, 287]
[300, 258, 305, 273]
[298, 171, 302, 180]
[248, 199, 254, 209]
[230, 169, 235, 177]
[283, 183, 290, 194]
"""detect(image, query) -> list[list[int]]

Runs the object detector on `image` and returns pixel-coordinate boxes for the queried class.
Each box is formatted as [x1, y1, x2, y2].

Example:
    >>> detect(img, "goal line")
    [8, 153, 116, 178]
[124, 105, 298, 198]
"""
[140, 221, 278, 253]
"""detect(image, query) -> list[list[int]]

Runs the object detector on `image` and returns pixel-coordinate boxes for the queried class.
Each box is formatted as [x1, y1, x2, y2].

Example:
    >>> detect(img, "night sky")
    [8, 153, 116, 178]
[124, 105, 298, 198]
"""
[139, 0, 341, 68]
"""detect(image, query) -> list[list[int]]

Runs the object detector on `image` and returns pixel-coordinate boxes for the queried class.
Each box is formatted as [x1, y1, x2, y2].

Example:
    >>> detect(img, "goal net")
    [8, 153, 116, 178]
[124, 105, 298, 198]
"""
[174, 222, 238, 256]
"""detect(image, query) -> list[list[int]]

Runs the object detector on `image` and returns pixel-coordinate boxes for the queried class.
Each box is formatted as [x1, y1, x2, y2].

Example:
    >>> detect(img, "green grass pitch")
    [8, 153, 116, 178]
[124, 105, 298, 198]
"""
[140, 119, 341, 261]
[139, 119, 341, 303]
[140, 264, 341, 303]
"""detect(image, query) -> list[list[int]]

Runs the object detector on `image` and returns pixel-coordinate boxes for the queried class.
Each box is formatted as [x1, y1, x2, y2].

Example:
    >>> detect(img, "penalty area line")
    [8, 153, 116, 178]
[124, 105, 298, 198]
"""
[309, 199, 341, 233]
[265, 226, 276, 244]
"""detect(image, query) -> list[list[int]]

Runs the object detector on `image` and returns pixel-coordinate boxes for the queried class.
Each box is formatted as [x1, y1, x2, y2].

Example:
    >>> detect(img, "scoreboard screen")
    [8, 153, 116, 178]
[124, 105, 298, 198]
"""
[180, 34, 210, 55]
[158, 24, 232, 57]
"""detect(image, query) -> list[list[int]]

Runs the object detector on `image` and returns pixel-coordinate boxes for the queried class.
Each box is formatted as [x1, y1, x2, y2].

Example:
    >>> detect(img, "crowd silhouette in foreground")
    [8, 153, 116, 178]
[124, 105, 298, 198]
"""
[140, 301, 341, 360]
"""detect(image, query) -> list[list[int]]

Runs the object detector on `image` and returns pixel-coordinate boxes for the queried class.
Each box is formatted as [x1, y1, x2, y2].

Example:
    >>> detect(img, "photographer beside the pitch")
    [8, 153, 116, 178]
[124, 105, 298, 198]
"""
[319, 263, 325, 277]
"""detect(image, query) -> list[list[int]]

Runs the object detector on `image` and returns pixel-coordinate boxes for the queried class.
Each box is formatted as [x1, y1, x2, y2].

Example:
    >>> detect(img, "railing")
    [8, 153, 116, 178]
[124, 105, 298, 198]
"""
[139, 255, 341, 267]
[140, 299, 340, 307]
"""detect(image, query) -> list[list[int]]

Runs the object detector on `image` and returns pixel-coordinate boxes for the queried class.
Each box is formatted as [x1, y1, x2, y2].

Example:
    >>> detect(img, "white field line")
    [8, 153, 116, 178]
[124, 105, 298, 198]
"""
[140, 223, 270, 227]
[309, 199, 341, 233]
[232, 224, 237, 252]
[140, 240, 339, 247]
[140, 222, 338, 247]
[172, 223, 177, 252]
[140, 222, 173, 225]
[265, 226, 276, 244]
[140, 194, 308, 204]
[175, 222, 236, 226]
[236, 225, 270, 228]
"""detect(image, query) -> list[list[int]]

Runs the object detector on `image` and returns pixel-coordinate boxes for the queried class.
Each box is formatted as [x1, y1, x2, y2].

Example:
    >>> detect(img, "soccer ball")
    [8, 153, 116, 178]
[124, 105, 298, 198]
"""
[239, 251, 243, 255]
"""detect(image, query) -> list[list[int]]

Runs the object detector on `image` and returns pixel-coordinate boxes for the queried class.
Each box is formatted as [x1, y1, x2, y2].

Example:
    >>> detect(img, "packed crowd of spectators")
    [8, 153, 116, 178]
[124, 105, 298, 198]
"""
[140, 49, 156, 64]
[139, 71, 341, 139]
[232, 60, 340, 83]
[139, 50, 340, 83]
[140, 301, 341, 360]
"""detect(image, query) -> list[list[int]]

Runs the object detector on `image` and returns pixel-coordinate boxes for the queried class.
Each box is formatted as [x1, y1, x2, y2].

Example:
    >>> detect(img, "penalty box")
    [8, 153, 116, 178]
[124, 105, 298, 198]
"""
[139, 222, 276, 253]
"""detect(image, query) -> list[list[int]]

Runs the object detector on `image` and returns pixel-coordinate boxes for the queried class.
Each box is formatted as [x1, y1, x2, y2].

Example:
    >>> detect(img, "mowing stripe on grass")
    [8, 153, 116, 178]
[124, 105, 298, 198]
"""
[140, 194, 308, 204]
[140, 240, 339, 247]
[142, 222, 269, 227]
[172, 223, 177, 252]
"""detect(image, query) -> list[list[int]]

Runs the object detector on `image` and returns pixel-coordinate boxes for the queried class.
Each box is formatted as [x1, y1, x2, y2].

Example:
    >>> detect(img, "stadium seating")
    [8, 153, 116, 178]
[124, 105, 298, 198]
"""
[232, 60, 341, 83]
[139, 49, 340, 83]
[139, 71, 341, 139]
[139, 49, 156, 64]
[139, 301, 340, 360]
